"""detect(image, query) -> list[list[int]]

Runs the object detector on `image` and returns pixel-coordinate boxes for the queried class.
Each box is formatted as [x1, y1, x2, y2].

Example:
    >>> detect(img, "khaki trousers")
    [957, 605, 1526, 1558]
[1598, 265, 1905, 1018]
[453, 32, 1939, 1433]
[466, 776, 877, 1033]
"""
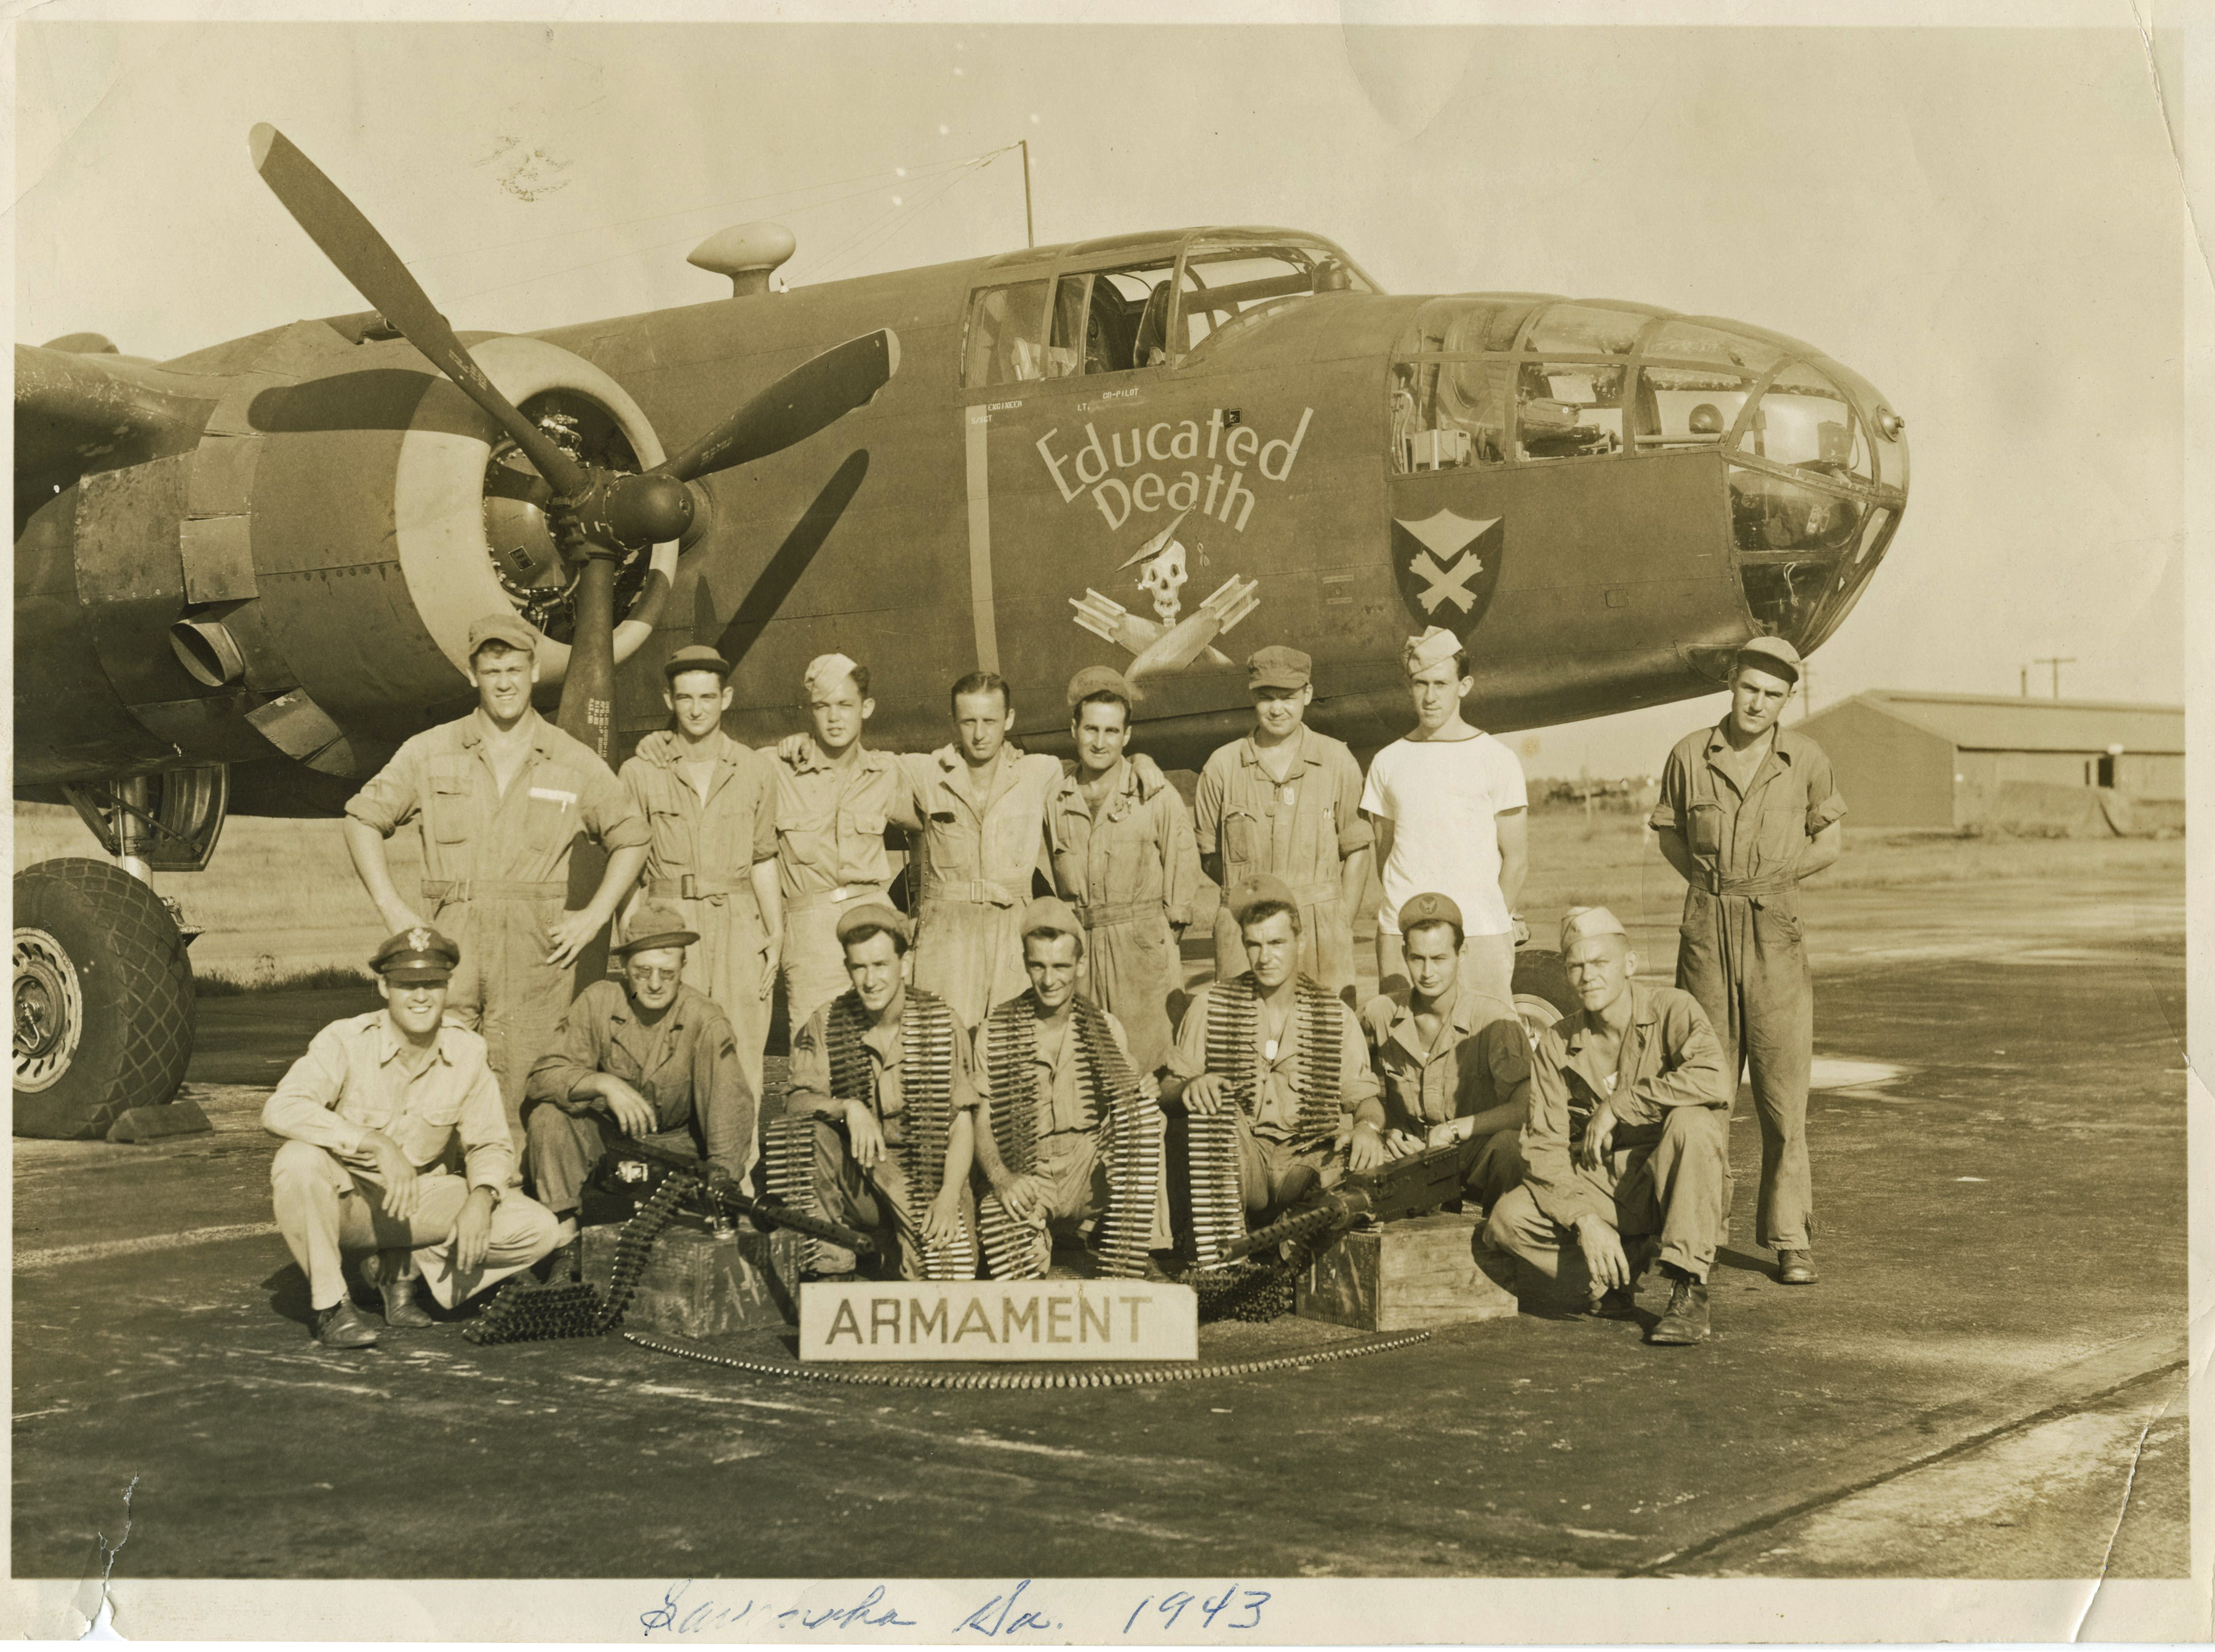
[807, 1120, 978, 1282]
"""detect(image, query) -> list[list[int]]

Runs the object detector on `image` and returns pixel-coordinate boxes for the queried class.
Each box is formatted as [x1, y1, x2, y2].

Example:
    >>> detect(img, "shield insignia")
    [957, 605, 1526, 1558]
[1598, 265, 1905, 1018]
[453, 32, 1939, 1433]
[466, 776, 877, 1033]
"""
[1391, 509, 1504, 634]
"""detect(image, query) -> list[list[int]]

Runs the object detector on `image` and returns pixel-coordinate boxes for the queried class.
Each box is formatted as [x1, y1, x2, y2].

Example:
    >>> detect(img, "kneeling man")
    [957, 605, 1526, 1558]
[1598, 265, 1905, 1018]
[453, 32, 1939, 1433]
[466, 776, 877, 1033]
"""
[265, 927, 563, 1348]
[970, 898, 1165, 1278]
[1360, 892, 1531, 1213]
[1152, 875, 1384, 1250]
[1483, 907, 1731, 1345]
[784, 904, 979, 1279]
[524, 903, 757, 1258]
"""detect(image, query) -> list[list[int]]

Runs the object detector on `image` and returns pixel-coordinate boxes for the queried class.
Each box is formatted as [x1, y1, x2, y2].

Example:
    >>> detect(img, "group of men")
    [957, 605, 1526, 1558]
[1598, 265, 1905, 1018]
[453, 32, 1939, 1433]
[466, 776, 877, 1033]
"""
[264, 606, 1842, 1355]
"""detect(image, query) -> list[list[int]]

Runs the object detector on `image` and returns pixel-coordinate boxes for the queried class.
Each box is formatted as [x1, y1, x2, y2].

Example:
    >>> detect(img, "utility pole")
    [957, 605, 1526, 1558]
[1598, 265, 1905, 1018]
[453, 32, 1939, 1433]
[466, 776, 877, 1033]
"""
[1020, 139, 1034, 249]
[2033, 656, 2076, 699]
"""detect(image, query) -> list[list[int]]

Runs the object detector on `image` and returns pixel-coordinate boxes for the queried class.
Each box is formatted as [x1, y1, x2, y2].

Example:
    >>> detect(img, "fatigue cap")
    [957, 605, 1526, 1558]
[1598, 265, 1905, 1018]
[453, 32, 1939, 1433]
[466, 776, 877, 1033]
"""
[803, 652, 863, 699]
[1246, 645, 1311, 690]
[1397, 892, 1464, 933]
[613, 902, 698, 957]
[1402, 624, 1464, 676]
[1226, 872, 1300, 925]
[1560, 904, 1629, 953]
[834, 901, 911, 948]
[663, 644, 734, 683]
[372, 924, 461, 984]
[1067, 665, 1135, 708]
[1018, 895, 1085, 943]
[467, 611, 538, 658]
[1733, 634, 1803, 686]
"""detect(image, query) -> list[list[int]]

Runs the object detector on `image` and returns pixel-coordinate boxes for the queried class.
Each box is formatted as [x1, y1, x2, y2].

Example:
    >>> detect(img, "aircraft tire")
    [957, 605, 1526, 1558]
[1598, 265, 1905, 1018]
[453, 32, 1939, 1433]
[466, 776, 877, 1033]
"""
[1511, 947, 1580, 1045]
[13, 858, 196, 1139]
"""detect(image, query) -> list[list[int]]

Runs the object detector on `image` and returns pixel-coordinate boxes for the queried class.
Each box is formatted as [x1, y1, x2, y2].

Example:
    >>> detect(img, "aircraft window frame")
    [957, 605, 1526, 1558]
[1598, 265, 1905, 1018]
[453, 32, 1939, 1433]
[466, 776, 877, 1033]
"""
[958, 278, 1054, 389]
[1171, 237, 1379, 362]
[1047, 257, 1178, 377]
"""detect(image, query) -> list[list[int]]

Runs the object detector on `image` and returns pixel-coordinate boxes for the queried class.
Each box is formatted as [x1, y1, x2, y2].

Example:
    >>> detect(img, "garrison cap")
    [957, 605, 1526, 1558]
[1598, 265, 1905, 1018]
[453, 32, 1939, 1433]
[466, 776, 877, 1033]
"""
[466, 611, 538, 658]
[612, 902, 698, 958]
[803, 652, 863, 698]
[1067, 665, 1135, 708]
[1733, 635, 1803, 685]
[835, 901, 911, 947]
[372, 924, 461, 984]
[1403, 624, 1464, 676]
[663, 644, 734, 683]
[1560, 905, 1630, 952]
[1226, 872, 1300, 925]
[1018, 895, 1085, 943]
[1246, 645, 1311, 690]
[1397, 892, 1464, 932]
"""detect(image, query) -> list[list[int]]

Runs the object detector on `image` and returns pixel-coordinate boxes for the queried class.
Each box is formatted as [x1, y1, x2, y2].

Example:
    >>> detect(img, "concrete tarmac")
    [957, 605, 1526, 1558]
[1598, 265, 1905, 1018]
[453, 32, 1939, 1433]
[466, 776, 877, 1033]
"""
[12, 869, 2187, 1582]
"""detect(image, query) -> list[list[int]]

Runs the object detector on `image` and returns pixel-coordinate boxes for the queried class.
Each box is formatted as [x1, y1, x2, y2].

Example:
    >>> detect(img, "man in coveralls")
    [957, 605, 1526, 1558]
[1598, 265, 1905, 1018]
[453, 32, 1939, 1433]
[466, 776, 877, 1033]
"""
[1483, 907, 1731, 1345]
[522, 902, 756, 1269]
[345, 613, 649, 1151]
[1045, 666, 1203, 1074]
[264, 926, 563, 1348]
[1194, 645, 1372, 1002]
[619, 644, 782, 1101]
[767, 652, 922, 1037]
[1651, 636, 1845, 1286]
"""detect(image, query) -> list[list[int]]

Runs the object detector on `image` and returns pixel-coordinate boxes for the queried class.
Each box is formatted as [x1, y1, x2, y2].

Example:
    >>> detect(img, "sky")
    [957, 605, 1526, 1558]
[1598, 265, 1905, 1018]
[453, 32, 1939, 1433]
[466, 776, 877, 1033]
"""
[14, 15, 2192, 777]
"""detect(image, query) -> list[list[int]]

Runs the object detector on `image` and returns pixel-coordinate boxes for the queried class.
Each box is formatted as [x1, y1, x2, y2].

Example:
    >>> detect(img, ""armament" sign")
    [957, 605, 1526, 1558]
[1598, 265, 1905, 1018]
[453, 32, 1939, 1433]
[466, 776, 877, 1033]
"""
[799, 1280, 1198, 1363]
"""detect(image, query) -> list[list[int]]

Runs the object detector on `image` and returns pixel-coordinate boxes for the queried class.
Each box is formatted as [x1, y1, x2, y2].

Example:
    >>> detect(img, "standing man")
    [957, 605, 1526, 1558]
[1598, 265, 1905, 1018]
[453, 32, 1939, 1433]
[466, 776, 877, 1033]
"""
[620, 644, 781, 1100]
[1359, 893, 1530, 1213]
[1360, 626, 1528, 1004]
[1194, 646, 1372, 1001]
[264, 927, 564, 1348]
[906, 672, 1065, 1028]
[1651, 636, 1845, 1287]
[1152, 875, 1387, 1239]
[968, 897, 1165, 1278]
[767, 653, 922, 1037]
[345, 613, 649, 1149]
[1483, 908, 1732, 1345]
[1045, 667, 1203, 1074]
[784, 904, 978, 1280]
[523, 903, 756, 1266]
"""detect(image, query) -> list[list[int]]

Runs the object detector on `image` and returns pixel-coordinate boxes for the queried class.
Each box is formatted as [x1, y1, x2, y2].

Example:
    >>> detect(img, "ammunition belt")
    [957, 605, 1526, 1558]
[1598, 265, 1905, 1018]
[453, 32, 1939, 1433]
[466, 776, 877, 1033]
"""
[981, 992, 1136, 1177]
[1183, 1111, 1245, 1271]
[1202, 973, 1343, 1138]
[1094, 1098, 1164, 1280]
[976, 1193, 1051, 1282]
[764, 1114, 829, 1274]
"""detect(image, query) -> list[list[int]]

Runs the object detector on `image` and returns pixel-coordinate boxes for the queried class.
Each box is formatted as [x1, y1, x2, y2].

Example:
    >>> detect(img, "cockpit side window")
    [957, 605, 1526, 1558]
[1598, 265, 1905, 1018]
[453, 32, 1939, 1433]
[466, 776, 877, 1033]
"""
[960, 280, 1052, 388]
[1051, 260, 1176, 375]
[1176, 239, 1376, 356]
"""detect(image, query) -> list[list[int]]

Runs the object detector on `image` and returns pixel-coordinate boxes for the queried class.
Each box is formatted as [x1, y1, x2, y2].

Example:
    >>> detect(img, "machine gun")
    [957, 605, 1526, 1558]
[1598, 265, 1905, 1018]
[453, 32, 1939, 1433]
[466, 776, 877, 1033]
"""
[596, 1134, 879, 1258]
[1213, 1127, 1489, 1268]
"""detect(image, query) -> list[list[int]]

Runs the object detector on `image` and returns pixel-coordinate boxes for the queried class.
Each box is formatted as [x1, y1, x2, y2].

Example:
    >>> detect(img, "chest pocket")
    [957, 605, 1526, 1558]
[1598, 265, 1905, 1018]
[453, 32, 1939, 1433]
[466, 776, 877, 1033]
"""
[426, 759, 475, 845]
[840, 806, 887, 842]
[1220, 807, 1261, 869]
[526, 764, 585, 852]
[1685, 800, 1726, 859]
[649, 800, 692, 871]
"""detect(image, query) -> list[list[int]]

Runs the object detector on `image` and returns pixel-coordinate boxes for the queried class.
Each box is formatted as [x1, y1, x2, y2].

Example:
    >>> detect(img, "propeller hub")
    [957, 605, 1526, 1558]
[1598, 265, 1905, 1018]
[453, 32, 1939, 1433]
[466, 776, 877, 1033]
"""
[603, 471, 695, 547]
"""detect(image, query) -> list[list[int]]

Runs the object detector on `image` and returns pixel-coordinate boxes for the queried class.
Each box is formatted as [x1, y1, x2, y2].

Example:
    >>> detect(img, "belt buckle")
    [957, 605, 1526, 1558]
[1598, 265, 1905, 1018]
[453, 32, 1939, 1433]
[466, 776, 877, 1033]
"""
[831, 885, 852, 903]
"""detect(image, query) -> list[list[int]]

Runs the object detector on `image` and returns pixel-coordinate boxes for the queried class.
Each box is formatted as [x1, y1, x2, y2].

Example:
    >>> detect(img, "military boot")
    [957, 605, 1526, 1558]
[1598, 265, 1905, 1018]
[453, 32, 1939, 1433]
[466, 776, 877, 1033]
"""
[370, 1250, 434, 1328]
[1646, 1266, 1710, 1346]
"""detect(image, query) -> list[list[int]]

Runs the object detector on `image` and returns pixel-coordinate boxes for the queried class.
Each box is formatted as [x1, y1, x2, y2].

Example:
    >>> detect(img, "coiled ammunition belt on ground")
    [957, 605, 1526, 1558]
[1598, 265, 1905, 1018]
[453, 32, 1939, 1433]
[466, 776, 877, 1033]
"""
[463, 1173, 690, 1346]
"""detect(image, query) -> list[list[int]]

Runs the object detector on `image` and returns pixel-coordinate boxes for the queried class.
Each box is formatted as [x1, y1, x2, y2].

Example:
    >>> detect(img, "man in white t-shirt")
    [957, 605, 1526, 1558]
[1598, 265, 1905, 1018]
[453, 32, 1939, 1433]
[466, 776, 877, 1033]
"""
[1359, 626, 1529, 1005]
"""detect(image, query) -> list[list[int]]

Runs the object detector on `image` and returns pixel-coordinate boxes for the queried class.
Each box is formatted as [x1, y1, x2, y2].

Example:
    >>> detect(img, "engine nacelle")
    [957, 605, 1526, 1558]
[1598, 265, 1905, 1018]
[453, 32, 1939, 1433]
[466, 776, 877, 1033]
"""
[14, 320, 677, 788]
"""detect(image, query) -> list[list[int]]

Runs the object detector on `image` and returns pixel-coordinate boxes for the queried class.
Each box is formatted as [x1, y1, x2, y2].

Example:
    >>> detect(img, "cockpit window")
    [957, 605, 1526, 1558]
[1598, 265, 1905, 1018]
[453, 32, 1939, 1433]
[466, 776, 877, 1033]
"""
[1522, 304, 1650, 356]
[960, 280, 1052, 388]
[1176, 239, 1373, 354]
[1736, 361, 1870, 481]
[1640, 320, 1784, 377]
[1515, 361, 1627, 459]
[1632, 365, 1751, 453]
[1050, 260, 1176, 375]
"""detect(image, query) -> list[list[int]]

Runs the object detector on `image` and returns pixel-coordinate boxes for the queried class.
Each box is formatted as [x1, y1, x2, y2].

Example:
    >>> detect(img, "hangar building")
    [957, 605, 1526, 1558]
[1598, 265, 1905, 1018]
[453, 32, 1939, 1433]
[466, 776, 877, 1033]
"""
[1794, 691, 2185, 831]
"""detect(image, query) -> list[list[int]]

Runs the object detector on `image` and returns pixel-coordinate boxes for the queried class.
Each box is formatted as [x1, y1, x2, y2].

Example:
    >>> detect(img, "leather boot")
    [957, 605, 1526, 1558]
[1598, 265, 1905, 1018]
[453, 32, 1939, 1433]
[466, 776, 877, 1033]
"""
[1646, 1267, 1710, 1345]
[313, 1301, 381, 1349]
[1778, 1248, 1819, 1285]
[372, 1250, 434, 1328]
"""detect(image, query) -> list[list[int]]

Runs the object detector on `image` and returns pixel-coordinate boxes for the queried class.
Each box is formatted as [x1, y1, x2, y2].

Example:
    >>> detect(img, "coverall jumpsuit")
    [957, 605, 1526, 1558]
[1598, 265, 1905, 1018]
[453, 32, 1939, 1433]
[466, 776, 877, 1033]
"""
[909, 746, 1062, 1029]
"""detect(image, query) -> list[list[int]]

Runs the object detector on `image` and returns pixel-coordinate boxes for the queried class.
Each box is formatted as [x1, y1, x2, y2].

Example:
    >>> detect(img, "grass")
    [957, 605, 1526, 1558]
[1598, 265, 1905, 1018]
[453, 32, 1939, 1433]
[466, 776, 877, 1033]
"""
[194, 963, 373, 997]
[15, 800, 2182, 985]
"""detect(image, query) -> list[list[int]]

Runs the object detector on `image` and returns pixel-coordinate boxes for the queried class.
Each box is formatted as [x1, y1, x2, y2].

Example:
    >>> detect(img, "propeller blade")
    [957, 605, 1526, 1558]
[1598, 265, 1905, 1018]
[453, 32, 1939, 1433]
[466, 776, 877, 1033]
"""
[557, 555, 621, 766]
[661, 330, 898, 484]
[249, 124, 588, 497]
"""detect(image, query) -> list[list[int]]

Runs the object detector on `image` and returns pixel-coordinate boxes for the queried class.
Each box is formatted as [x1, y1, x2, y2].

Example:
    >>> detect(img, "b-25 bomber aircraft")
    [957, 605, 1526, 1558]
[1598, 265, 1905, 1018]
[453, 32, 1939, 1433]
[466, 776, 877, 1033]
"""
[14, 126, 1909, 1139]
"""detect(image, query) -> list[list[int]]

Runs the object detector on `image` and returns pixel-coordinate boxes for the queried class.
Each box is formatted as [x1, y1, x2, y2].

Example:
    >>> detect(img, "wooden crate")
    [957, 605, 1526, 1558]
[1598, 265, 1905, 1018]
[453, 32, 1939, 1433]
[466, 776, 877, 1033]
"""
[1296, 1213, 1520, 1331]
[581, 1219, 803, 1339]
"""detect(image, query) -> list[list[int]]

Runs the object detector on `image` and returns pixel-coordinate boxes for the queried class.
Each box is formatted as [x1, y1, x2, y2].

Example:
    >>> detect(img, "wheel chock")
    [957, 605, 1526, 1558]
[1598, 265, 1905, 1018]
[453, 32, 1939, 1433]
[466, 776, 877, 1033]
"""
[105, 1101, 213, 1144]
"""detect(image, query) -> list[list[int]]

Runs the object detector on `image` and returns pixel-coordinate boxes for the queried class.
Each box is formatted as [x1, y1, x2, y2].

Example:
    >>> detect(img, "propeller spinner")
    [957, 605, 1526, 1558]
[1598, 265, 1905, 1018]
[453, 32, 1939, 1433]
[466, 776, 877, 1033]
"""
[248, 123, 898, 761]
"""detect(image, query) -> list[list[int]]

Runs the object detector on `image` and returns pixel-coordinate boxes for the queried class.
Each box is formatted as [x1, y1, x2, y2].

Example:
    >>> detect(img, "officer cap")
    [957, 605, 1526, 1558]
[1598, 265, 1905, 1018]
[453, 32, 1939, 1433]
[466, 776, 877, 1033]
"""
[1227, 872, 1300, 925]
[663, 644, 734, 683]
[1398, 892, 1464, 933]
[1246, 645, 1311, 690]
[371, 924, 461, 984]
[466, 611, 538, 658]
[1067, 665, 1135, 708]
[834, 902, 911, 948]
[612, 902, 698, 958]
[1560, 905, 1629, 952]
[1402, 624, 1465, 676]
[1018, 895, 1084, 943]
[1732, 635, 1803, 685]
